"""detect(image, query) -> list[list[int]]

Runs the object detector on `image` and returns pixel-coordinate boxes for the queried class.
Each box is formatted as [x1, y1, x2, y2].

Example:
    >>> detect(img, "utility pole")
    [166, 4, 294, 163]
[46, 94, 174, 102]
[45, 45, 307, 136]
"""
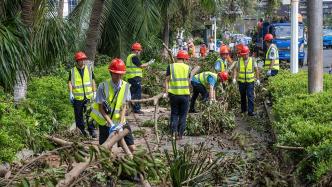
[290, 0, 299, 73]
[307, 0, 323, 93]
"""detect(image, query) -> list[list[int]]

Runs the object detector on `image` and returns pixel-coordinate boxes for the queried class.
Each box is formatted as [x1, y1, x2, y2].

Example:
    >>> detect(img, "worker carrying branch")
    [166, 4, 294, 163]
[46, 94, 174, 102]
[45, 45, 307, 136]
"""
[90, 58, 135, 152]
[68, 51, 97, 138]
[124, 42, 154, 114]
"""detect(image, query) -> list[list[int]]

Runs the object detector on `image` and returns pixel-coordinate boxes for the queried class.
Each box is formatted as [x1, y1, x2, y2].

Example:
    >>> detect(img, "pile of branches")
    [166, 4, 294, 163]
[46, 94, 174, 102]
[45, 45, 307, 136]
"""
[1, 131, 163, 187]
[186, 102, 236, 136]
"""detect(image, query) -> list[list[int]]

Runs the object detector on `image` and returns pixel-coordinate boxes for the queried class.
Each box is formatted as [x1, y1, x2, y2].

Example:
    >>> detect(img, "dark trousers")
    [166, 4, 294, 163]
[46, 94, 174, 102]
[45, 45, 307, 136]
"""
[169, 94, 189, 137]
[271, 70, 278, 76]
[99, 124, 134, 145]
[238, 82, 255, 114]
[189, 81, 208, 111]
[73, 99, 94, 131]
[128, 77, 142, 112]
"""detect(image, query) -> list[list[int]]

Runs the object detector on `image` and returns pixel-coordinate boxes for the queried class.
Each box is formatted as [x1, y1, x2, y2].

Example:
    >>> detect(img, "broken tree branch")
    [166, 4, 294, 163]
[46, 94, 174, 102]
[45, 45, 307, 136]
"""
[162, 42, 175, 63]
[275, 145, 305, 151]
[56, 130, 130, 187]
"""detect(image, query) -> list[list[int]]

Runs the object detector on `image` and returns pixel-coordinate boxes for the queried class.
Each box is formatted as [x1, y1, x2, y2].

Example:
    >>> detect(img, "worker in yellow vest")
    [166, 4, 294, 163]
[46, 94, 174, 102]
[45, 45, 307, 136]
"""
[125, 42, 152, 114]
[189, 71, 226, 113]
[232, 46, 260, 116]
[215, 45, 233, 72]
[264, 34, 279, 76]
[164, 50, 191, 140]
[90, 58, 135, 152]
[68, 51, 97, 137]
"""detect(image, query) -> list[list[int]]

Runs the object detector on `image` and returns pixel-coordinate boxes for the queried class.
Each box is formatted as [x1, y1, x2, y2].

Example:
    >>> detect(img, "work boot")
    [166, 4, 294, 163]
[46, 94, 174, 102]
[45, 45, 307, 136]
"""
[134, 110, 144, 114]
[248, 112, 256, 116]
[77, 126, 88, 137]
[189, 109, 198, 113]
[88, 129, 97, 138]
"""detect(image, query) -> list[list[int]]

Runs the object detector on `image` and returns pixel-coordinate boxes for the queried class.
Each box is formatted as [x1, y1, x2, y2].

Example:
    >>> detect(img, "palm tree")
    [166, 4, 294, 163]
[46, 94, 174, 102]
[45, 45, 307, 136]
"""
[84, 0, 105, 62]
[0, 0, 77, 100]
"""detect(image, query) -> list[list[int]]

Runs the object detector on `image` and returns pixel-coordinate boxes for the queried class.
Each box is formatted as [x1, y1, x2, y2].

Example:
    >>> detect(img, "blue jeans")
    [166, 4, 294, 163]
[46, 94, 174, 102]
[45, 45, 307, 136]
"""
[189, 81, 208, 111]
[169, 94, 189, 137]
[238, 82, 255, 114]
[128, 77, 142, 112]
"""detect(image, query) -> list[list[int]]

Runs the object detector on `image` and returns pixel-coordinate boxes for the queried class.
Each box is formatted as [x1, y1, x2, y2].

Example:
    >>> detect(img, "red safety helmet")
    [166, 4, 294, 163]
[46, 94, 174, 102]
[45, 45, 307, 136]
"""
[240, 46, 250, 56]
[176, 50, 189, 60]
[131, 42, 142, 51]
[75, 51, 87, 61]
[108, 58, 126, 74]
[264, 33, 274, 41]
[219, 45, 230, 54]
[218, 71, 229, 82]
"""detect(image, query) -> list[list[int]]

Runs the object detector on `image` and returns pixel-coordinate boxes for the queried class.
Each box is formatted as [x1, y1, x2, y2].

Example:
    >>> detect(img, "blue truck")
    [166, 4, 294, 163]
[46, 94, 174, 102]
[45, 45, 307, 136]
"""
[255, 22, 306, 67]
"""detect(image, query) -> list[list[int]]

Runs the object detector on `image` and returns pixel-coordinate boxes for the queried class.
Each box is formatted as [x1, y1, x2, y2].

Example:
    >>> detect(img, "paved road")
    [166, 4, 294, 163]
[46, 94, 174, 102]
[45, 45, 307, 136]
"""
[302, 48, 331, 73]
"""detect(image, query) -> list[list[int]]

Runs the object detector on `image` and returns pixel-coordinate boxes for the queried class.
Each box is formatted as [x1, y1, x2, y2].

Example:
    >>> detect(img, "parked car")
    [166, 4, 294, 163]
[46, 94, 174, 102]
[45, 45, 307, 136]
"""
[323, 29, 332, 49]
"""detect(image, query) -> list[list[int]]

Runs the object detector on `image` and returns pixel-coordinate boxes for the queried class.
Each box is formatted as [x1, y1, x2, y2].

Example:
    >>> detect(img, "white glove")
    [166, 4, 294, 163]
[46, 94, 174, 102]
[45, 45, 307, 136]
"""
[69, 92, 74, 103]
[232, 79, 237, 84]
[93, 91, 97, 100]
[147, 59, 155, 65]
[163, 92, 168, 98]
[255, 79, 260, 86]
[267, 70, 272, 76]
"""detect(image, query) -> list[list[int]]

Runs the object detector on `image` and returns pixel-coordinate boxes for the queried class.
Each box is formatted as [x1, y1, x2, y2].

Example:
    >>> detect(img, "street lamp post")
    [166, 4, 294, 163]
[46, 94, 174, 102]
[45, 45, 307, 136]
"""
[290, 0, 299, 74]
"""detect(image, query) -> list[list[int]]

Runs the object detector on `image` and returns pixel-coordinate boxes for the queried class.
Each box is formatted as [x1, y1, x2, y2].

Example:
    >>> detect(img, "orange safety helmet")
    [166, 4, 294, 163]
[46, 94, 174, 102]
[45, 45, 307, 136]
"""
[240, 46, 250, 57]
[219, 45, 230, 54]
[75, 51, 87, 61]
[108, 58, 126, 74]
[176, 50, 189, 60]
[131, 42, 142, 51]
[218, 71, 229, 82]
[236, 43, 245, 54]
[264, 34, 274, 41]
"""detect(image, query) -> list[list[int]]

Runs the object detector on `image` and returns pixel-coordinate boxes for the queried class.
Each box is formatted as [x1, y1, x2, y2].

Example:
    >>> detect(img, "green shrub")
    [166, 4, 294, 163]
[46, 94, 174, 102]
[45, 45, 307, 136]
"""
[27, 76, 73, 133]
[269, 70, 332, 183]
[95, 54, 113, 66]
[193, 37, 204, 45]
[94, 64, 110, 85]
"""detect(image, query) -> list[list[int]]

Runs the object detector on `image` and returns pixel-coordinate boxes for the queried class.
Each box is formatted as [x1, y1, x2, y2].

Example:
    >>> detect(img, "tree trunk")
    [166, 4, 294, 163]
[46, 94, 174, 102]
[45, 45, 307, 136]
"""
[14, 0, 33, 102]
[85, 0, 105, 63]
[58, 0, 64, 18]
[162, 16, 170, 59]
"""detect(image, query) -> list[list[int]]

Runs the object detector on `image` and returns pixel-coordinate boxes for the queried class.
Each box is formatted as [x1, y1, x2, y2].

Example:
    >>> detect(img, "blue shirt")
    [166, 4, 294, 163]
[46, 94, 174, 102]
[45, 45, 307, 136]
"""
[191, 75, 217, 87]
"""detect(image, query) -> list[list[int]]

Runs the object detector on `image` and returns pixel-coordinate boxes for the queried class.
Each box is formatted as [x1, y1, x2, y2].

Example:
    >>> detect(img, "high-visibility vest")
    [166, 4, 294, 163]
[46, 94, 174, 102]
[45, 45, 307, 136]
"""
[238, 57, 255, 83]
[71, 66, 93, 100]
[125, 53, 143, 79]
[90, 80, 130, 125]
[194, 71, 218, 89]
[215, 58, 228, 72]
[168, 63, 190, 95]
[264, 44, 280, 70]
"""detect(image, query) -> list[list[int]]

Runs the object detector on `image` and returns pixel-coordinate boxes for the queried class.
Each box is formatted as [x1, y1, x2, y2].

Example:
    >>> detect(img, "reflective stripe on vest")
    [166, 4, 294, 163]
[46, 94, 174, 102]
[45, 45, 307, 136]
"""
[215, 58, 227, 72]
[71, 66, 93, 100]
[264, 44, 280, 70]
[194, 71, 218, 89]
[125, 53, 143, 79]
[168, 63, 190, 95]
[238, 57, 255, 83]
[90, 80, 130, 125]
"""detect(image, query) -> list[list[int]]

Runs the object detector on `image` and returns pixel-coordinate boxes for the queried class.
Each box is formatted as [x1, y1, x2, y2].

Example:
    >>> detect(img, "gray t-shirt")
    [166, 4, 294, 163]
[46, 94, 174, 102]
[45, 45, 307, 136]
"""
[268, 46, 277, 60]
[95, 80, 131, 104]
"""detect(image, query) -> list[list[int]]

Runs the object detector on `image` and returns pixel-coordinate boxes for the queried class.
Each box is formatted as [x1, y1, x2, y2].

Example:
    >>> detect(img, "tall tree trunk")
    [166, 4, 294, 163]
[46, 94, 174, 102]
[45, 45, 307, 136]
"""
[58, 0, 64, 18]
[14, 0, 33, 102]
[162, 16, 170, 59]
[85, 0, 105, 63]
